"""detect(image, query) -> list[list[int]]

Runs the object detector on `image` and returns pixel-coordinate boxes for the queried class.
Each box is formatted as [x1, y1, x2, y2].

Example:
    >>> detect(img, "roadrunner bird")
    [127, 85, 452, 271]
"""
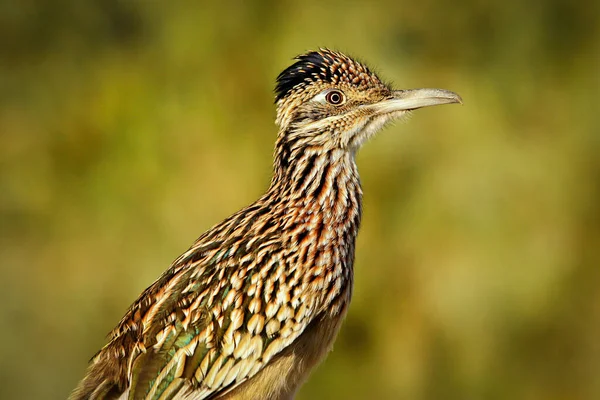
[71, 49, 461, 400]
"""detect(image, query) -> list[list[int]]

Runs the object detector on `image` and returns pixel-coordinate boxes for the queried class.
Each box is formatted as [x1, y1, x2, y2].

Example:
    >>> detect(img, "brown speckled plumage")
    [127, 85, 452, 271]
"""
[71, 49, 461, 400]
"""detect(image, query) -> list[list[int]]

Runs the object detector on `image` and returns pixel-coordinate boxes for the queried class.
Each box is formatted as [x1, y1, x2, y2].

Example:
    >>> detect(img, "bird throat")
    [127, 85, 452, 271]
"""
[264, 145, 363, 314]
[270, 145, 362, 228]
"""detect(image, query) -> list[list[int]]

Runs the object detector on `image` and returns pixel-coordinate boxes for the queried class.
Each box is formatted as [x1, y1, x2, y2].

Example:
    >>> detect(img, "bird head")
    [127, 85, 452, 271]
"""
[274, 49, 462, 152]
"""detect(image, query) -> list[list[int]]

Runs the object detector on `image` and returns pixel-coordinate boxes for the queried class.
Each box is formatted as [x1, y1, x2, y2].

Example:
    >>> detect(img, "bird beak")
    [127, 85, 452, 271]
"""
[368, 88, 463, 115]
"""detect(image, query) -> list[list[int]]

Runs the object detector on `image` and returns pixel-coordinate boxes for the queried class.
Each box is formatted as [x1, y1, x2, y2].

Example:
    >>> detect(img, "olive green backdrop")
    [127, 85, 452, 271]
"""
[1, 1, 598, 399]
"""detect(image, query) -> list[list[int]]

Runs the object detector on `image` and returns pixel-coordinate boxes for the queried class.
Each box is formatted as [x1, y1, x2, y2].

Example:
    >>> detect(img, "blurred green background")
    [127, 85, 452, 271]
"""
[1, 0, 599, 399]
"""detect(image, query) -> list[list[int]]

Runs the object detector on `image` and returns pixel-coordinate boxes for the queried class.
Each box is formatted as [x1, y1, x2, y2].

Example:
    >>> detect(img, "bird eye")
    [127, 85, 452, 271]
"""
[325, 90, 345, 105]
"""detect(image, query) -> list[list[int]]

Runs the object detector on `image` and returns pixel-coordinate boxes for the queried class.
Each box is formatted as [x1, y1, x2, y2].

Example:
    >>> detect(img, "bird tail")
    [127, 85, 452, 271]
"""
[69, 361, 122, 400]
[69, 347, 125, 400]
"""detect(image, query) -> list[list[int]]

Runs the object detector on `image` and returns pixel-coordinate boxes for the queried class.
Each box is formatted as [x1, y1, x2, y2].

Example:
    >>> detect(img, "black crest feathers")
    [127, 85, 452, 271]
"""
[274, 49, 379, 102]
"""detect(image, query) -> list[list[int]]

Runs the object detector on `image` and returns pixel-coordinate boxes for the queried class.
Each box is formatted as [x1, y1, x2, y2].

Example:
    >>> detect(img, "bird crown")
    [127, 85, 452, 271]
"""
[275, 49, 382, 102]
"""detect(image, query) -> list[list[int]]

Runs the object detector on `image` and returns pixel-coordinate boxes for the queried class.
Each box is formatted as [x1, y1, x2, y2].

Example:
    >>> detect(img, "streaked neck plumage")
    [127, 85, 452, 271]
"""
[263, 130, 363, 315]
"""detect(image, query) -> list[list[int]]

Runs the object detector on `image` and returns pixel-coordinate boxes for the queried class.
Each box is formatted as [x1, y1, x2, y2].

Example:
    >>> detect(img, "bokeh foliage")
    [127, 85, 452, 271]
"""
[1, 0, 598, 399]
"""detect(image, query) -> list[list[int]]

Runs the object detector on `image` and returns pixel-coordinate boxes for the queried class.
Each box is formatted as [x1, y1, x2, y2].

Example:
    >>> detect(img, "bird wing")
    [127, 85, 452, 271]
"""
[121, 236, 318, 400]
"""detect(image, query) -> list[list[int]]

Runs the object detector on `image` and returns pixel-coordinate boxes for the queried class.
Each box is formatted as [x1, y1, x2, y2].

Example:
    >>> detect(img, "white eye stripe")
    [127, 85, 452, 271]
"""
[311, 91, 329, 103]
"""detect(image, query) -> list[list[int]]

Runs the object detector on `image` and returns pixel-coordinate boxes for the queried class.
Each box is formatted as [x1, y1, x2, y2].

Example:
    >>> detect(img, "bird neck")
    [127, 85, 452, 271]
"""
[262, 138, 362, 316]
[268, 138, 363, 228]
